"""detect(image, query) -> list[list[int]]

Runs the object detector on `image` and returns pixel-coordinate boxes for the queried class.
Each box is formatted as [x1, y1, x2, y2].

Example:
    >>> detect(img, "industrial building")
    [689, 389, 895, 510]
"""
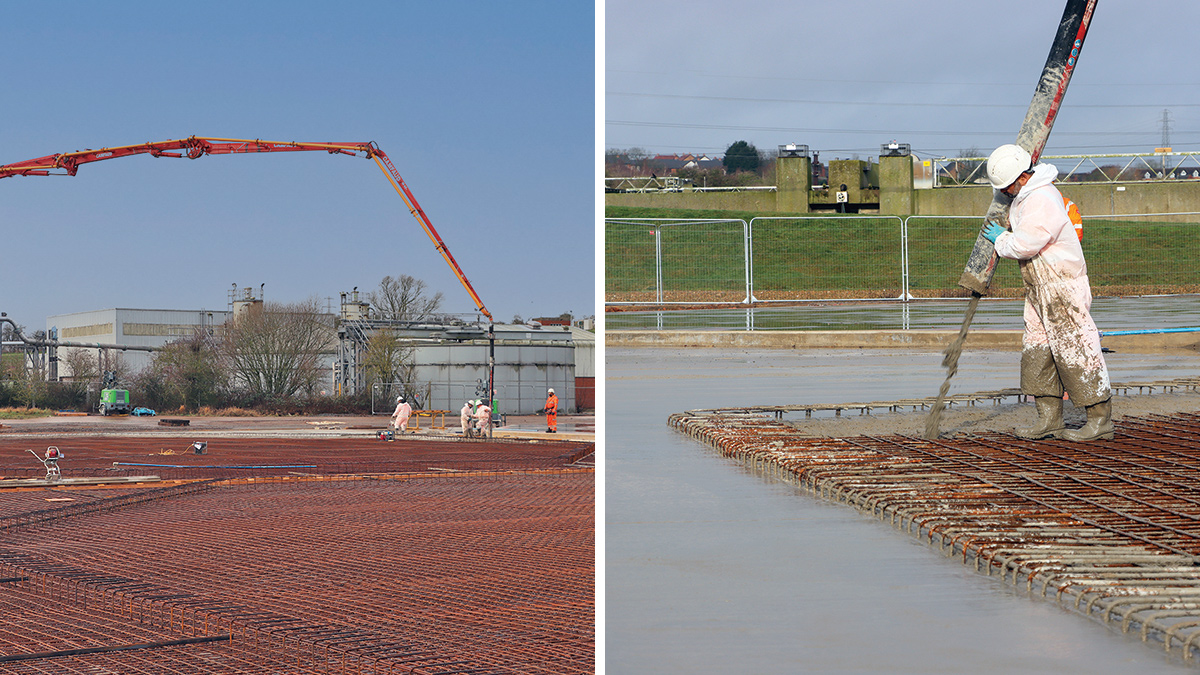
[41, 289, 594, 417]
[336, 291, 594, 415]
[45, 307, 231, 378]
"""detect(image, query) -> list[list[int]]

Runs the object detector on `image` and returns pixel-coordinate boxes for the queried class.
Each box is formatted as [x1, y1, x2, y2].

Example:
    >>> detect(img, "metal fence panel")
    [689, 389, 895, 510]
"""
[1078, 213, 1200, 295]
[748, 216, 905, 301]
[605, 219, 748, 304]
[904, 213, 1200, 298]
[605, 210, 1200, 311]
[903, 216, 1023, 298]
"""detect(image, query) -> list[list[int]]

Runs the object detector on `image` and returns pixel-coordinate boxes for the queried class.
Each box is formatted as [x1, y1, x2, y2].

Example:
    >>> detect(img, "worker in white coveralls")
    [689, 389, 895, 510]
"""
[981, 144, 1113, 441]
[473, 400, 492, 439]
[391, 395, 412, 433]
[460, 400, 473, 436]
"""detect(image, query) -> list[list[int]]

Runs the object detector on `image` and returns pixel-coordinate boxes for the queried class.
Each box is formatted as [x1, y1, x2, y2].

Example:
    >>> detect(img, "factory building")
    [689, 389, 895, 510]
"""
[43, 290, 594, 417]
[336, 292, 593, 416]
[46, 307, 231, 378]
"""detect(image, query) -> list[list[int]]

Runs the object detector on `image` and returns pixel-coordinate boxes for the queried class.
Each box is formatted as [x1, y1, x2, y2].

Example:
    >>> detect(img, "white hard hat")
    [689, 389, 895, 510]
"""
[986, 144, 1032, 190]
[397, 395, 405, 403]
[548, 388, 555, 394]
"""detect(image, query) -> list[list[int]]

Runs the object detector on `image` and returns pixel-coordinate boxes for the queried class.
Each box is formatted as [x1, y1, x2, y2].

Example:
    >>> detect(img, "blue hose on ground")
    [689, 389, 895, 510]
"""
[1100, 327, 1200, 337]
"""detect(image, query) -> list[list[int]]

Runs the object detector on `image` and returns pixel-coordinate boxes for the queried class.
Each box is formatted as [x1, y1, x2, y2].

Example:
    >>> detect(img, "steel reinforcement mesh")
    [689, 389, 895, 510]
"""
[0, 469, 594, 674]
[0, 437, 593, 481]
[670, 409, 1200, 663]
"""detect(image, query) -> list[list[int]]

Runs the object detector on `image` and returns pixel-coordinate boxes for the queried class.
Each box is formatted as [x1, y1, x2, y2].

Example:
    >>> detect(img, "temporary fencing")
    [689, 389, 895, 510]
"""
[1078, 212, 1200, 295]
[604, 212, 1200, 307]
[747, 216, 904, 301]
[605, 218, 749, 304]
[904, 216, 1023, 298]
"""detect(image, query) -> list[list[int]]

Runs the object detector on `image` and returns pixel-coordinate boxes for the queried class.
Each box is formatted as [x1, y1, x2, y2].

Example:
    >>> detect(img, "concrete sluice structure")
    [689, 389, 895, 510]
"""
[670, 388, 1200, 664]
[0, 438, 595, 673]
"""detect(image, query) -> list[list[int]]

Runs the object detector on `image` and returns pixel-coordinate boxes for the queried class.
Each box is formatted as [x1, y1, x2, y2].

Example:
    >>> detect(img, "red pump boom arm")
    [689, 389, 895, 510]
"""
[0, 136, 492, 321]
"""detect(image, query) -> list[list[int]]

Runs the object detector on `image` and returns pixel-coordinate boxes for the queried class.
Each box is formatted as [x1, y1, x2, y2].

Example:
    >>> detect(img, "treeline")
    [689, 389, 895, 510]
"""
[1, 275, 445, 415]
[606, 140, 778, 187]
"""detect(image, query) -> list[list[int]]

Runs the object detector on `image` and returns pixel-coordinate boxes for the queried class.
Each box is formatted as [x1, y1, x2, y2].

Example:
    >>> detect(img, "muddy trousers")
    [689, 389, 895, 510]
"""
[1020, 275, 1111, 407]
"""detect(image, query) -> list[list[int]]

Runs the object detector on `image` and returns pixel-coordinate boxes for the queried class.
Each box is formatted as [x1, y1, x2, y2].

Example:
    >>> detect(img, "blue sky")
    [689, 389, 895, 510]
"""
[1, 2, 595, 328]
[606, 1, 1200, 161]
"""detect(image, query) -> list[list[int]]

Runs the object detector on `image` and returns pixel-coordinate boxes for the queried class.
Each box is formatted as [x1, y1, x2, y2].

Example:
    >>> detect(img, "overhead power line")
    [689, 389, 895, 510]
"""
[607, 91, 1200, 109]
[607, 68, 1200, 88]
[606, 120, 1164, 137]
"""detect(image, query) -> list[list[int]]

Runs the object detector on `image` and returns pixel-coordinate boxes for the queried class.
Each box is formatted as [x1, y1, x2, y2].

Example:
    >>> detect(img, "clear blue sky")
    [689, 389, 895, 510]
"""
[607, 1, 1200, 161]
[1, 1, 595, 328]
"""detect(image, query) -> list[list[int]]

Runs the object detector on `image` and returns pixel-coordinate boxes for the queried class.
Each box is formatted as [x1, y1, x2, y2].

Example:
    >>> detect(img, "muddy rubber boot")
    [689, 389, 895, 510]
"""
[1015, 396, 1066, 440]
[1061, 399, 1114, 442]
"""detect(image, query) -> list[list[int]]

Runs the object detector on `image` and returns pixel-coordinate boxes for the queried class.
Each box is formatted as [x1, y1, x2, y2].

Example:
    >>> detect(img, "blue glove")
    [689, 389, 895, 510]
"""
[982, 220, 1006, 244]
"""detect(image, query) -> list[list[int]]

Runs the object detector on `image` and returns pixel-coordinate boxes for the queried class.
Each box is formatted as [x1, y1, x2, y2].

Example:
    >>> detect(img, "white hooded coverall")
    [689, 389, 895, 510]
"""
[991, 163, 1111, 406]
[473, 404, 492, 438]
[392, 399, 412, 431]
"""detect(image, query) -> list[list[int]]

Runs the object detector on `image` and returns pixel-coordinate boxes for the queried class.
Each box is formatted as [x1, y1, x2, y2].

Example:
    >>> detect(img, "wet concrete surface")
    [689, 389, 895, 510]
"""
[606, 345, 1200, 674]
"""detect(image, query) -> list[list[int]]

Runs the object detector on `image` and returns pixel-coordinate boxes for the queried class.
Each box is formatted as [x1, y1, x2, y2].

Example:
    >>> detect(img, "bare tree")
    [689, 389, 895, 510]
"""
[97, 349, 132, 387]
[59, 348, 99, 382]
[147, 330, 227, 410]
[0, 321, 24, 354]
[15, 359, 47, 409]
[954, 147, 988, 186]
[368, 275, 444, 322]
[221, 298, 335, 401]
[361, 327, 428, 408]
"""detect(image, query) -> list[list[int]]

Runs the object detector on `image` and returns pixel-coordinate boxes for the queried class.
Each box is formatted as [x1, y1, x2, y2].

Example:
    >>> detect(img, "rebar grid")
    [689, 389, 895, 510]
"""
[0, 487, 153, 519]
[0, 582, 271, 673]
[669, 409, 1200, 662]
[0, 437, 591, 482]
[0, 470, 594, 674]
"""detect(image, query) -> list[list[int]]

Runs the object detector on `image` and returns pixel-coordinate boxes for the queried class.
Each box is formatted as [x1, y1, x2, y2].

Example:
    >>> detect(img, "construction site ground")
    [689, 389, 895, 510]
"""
[0, 413, 595, 673]
[608, 335, 1200, 672]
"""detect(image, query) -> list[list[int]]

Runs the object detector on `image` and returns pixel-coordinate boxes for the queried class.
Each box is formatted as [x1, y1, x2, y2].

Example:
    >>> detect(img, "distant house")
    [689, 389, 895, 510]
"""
[640, 153, 723, 176]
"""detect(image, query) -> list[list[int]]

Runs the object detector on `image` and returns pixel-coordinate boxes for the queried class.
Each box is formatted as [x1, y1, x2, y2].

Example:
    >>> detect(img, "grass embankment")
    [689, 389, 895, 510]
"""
[605, 207, 1200, 302]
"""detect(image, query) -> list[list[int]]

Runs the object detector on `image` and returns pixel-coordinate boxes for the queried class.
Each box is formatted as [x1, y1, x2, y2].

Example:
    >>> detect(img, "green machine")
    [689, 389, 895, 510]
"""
[99, 371, 131, 416]
[99, 388, 130, 416]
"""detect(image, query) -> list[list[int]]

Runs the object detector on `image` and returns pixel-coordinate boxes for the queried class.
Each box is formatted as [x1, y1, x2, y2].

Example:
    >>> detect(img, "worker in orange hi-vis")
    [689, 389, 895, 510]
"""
[544, 388, 559, 434]
[1064, 195, 1083, 241]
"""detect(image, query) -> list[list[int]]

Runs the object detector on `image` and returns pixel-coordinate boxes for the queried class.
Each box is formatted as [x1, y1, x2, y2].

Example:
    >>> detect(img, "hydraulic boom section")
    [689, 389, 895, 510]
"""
[0, 136, 492, 320]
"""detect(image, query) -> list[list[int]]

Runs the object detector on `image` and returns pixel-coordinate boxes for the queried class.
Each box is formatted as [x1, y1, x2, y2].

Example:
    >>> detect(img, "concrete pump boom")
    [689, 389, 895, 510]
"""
[0, 136, 492, 321]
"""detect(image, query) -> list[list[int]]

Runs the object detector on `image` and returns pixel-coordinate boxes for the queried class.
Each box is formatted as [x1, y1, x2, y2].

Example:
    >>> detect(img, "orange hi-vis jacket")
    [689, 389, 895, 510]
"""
[1064, 195, 1082, 241]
